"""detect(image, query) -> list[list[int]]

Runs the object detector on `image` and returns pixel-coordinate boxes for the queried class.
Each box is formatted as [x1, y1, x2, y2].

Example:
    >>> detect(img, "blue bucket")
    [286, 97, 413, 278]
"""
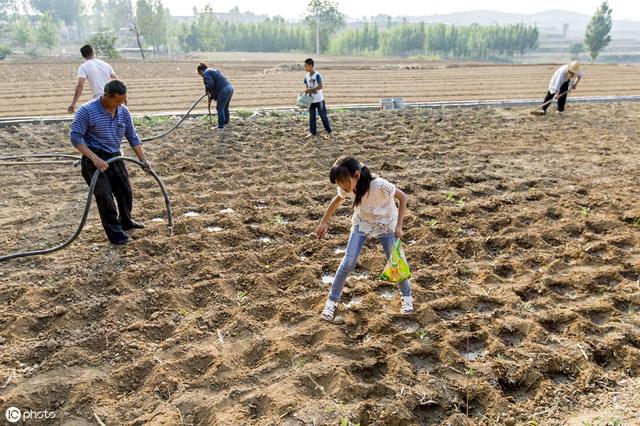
[297, 93, 313, 109]
[380, 98, 394, 110]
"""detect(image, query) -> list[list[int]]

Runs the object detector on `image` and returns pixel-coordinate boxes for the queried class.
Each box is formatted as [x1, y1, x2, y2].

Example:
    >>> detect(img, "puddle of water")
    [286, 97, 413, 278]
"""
[151, 218, 164, 222]
[255, 204, 267, 209]
[343, 296, 363, 310]
[348, 273, 370, 281]
[378, 288, 396, 300]
[322, 274, 334, 285]
[248, 223, 259, 229]
[461, 350, 485, 361]
[258, 237, 272, 243]
[393, 319, 421, 333]
[207, 227, 223, 232]
[300, 256, 308, 261]
[219, 208, 235, 214]
[335, 247, 346, 255]
[184, 211, 200, 217]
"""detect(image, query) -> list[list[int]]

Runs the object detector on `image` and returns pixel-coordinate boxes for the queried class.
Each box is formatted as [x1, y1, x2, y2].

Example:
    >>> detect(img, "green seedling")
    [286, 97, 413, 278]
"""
[458, 266, 474, 276]
[133, 115, 172, 127]
[427, 218, 438, 227]
[632, 217, 640, 228]
[446, 191, 455, 202]
[416, 329, 428, 341]
[274, 214, 288, 225]
[291, 357, 309, 370]
[516, 302, 535, 313]
[235, 109, 253, 118]
[236, 290, 247, 305]
[340, 417, 360, 426]
[580, 206, 591, 217]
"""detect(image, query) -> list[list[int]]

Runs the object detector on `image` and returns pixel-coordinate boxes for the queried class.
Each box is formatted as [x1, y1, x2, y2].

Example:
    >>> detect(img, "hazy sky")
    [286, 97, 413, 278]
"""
[167, 0, 640, 21]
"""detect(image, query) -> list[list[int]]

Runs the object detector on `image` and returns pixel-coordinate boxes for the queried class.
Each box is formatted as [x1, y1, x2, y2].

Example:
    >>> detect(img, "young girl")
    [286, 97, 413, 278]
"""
[316, 156, 413, 321]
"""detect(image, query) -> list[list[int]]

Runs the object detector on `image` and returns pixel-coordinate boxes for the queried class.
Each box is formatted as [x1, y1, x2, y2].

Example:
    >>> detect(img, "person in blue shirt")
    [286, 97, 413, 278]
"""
[70, 79, 151, 245]
[197, 62, 234, 130]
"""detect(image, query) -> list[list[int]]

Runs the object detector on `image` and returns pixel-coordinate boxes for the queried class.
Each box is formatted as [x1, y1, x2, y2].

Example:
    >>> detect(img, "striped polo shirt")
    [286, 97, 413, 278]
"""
[70, 98, 141, 153]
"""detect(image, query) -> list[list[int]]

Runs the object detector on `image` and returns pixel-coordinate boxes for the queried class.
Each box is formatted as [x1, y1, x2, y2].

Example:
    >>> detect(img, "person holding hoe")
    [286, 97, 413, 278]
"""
[197, 62, 234, 132]
[531, 60, 583, 116]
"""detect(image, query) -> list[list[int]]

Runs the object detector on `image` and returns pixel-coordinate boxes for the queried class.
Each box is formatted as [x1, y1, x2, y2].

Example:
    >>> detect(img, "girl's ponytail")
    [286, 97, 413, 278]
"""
[354, 165, 373, 206]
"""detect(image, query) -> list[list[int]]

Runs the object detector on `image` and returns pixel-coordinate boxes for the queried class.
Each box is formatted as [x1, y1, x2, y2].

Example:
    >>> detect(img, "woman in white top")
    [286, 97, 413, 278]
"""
[316, 156, 413, 321]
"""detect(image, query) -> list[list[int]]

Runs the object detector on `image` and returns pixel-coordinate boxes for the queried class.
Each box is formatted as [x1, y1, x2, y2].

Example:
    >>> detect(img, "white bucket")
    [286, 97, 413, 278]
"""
[380, 98, 394, 110]
[393, 97, 405, 109]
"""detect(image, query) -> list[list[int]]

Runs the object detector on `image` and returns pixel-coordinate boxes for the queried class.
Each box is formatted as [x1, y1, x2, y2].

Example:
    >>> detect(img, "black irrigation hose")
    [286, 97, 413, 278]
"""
[0, 156, 173, 262]
[0, 153, 82, 161]
[0, 160, 76, 166]
[139, 93, 210, 142]
[0, 94, 211, 165]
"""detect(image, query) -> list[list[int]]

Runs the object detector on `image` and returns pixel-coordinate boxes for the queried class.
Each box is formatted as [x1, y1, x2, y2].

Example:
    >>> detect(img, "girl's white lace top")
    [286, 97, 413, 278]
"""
[337, 177, 398, 236]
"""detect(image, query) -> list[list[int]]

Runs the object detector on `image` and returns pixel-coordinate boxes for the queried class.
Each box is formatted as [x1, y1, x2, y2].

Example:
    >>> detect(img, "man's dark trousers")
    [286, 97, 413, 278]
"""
[81, 149, 134, 243]
[309, 100, 332, 135]
[542, 80, 571, 113]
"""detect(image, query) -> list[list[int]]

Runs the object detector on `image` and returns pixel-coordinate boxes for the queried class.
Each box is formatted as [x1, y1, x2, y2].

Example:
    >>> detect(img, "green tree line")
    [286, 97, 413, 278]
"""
[330, 22, 539, 59]
[177, 11, 307, 53]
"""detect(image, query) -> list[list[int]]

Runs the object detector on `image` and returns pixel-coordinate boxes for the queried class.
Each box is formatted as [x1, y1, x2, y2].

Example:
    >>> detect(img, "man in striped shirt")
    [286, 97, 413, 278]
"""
[70, 80, 151, 245]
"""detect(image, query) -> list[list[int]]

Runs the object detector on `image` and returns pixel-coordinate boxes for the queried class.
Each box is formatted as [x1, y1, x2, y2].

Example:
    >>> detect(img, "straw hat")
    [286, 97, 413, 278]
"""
[568, 60, 581, 73]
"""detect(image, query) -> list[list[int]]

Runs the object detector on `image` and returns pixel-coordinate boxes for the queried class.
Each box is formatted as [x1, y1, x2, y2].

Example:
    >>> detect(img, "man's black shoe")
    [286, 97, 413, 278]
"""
[123, 221, 145, 231]
[111, 237, 130, 245]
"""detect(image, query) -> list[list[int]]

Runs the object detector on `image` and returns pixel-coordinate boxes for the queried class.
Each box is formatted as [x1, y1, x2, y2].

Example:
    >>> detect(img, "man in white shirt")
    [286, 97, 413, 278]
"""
[67, 45, 118, 114]
[532, 60, 583, 116]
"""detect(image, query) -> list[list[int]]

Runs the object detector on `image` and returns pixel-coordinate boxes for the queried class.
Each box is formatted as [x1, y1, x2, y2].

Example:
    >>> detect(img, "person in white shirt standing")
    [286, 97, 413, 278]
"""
[532, 60, 583, 116]
[303, 58, 334, 142]
[67, 45, 118, 114]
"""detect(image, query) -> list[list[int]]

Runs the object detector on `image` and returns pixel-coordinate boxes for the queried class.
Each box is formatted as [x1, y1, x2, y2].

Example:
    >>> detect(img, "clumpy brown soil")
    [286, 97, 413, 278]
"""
[1, 103, 639, 425]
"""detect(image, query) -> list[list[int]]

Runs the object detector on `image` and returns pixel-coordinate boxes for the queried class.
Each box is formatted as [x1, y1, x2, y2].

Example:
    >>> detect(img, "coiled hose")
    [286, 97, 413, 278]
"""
[0, 156, 173, 262]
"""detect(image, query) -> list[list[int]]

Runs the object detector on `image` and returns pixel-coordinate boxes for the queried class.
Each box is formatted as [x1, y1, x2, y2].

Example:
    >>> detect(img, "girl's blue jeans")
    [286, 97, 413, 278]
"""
[328, 225, 411, 302]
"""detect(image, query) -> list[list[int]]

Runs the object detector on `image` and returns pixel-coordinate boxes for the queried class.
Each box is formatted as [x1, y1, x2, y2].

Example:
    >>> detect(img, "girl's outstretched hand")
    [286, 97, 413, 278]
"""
[395, 225, 404, 240]
[316, 221, 328, 239]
